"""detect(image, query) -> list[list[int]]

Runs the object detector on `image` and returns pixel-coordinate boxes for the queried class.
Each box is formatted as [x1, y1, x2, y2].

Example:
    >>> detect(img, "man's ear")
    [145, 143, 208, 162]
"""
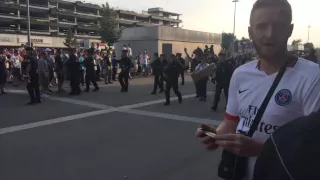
[248, 26, 253, 40]
[287, 24, 294, 39]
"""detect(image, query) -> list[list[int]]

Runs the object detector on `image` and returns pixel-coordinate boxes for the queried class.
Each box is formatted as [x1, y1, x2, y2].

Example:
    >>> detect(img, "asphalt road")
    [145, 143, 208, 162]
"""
[0, 75, 227, 180]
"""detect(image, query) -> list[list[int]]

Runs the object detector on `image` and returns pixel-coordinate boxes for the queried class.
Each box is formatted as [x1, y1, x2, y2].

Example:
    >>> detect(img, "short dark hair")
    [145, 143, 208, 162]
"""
[250, 0, 292, 25]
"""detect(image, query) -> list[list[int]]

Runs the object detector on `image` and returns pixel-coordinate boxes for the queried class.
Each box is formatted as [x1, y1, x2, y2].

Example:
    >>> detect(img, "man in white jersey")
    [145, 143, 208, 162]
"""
[196, 0, 320, 180]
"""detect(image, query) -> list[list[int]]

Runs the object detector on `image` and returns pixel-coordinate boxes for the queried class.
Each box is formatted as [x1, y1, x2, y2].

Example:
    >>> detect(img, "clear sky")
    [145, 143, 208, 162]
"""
[91, 0, 319, 47]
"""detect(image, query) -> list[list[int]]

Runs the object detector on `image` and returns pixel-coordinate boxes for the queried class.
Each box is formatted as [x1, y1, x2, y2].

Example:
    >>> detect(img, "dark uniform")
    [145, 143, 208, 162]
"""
[67, 53, 81, 95]
[25, 50, 41, 105]
[151, 55, 168, 94]
[83, 52, 99, 92]
[212, 59, 234, 111]
[163, 58, 183, 105]
[0, 55, 7, 94]
[118, 55, 132, 92]
[177, 55, 185, 85]
[55, 53, 64, 91]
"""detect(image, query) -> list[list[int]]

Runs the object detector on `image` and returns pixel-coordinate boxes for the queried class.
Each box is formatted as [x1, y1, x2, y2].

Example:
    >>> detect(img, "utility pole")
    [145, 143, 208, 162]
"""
[307, 25, 311, 43]
[232, 0, 239, 56]
[26, 0, 31, 46]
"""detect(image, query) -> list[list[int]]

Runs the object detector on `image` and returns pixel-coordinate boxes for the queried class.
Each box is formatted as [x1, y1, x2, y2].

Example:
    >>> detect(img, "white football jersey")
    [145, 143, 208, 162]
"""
[226, 58, 320, 180]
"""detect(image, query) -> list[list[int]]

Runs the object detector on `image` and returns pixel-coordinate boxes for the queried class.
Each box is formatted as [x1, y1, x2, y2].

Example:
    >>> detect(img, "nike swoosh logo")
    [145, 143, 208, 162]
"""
[239, 89, 249, 94]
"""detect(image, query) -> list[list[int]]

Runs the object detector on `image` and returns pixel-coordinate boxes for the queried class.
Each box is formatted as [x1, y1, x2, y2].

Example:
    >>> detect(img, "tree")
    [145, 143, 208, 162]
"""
[241, 37, 250, 41]
[221, 33, 236, 51]
[99, 2, 122, 44]
[64, 28, 78, 48]
[291, 39, 301, 46]
[303, 42, 314, 50]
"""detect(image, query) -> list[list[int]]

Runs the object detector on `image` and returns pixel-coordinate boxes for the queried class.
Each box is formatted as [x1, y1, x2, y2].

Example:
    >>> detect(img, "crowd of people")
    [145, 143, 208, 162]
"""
[0, 40, 242, 108]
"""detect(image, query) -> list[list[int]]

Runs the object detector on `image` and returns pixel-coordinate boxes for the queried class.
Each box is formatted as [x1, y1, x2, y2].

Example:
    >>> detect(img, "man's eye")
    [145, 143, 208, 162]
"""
[256, 24, 268, 30]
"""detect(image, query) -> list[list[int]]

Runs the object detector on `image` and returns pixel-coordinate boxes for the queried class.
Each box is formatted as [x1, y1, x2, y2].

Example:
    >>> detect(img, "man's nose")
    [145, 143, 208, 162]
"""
[265, 25, 277, 39]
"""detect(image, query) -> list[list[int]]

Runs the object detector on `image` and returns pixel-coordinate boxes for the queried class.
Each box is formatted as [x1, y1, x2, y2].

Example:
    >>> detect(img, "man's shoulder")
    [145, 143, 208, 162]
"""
[294, 58, 320, 78]
[233, 60, 257, 74]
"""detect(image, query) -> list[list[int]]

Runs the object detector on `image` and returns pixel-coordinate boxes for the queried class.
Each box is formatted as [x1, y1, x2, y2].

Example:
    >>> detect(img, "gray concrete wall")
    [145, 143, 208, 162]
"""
[118, 26, 222, 44]
[158, 26, 221, 44]
[116, 26, 222, 59]
[114, 40, 158, 58]
[118, 27, 159, 41]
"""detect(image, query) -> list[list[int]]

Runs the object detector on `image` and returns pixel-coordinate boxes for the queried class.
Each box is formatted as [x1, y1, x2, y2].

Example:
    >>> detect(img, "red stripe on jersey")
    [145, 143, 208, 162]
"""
[225, 113, 240, 121]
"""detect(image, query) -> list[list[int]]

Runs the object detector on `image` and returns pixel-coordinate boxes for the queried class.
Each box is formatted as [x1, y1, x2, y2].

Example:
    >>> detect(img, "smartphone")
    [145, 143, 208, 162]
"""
[197, 128, 216, 138]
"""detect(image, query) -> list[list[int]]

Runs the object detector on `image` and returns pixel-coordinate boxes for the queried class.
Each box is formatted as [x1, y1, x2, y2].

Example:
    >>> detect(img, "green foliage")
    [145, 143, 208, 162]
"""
[221, 33, 236, 51]
[303, 42, 314, 50]
[291, 39, 302, 46]
[241, 37, 250, 41]
[99, 2, 122, 44]
[64, 28, 78, 48]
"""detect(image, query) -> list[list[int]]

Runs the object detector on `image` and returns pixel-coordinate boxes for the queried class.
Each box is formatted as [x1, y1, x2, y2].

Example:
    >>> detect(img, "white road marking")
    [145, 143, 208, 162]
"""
[119, 92, 214, 110]
[119, 109, 221, 125]
[49, 96, 114, 109]
[7, 89, 27, 94]
[1, 90, 219, 135]
[7, 89, 214, 110]
[0, 108, 117, 135]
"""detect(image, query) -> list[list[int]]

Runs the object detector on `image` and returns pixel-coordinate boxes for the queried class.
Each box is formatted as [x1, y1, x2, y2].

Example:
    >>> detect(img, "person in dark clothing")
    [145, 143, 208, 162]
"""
[306, 48, 318, 63]
[67, 48, 81, 95]
[83, 48, 99, 92]
[176, 53, 185, 85]
[111, 54, 118, 81]
[118, 49, 132, 92]
[25, 47, 41, 105]
[163, 54, 183, 106]
[211, 52, 234, 111]
[0, 54, 7, 95]
[151, 53, 168, 94]
[254, 110, 320, 180]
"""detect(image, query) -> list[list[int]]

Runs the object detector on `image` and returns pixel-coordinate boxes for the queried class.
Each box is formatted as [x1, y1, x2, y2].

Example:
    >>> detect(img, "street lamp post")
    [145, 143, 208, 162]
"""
[26, 0, 31, 47]
[307, 25, 311, 43]
[232, 0, 239, 56]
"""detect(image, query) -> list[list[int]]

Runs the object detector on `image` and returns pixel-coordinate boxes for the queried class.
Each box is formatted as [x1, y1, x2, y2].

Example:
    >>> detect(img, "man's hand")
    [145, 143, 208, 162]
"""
[214, 134, 264, 157]
[195, 124, 219, 151]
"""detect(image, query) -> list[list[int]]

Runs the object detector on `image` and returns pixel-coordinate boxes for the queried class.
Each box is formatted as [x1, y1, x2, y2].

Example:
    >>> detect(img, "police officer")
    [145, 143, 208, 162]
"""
[176, 53, 185, 85]
[118, 48, 132, 92]
[151, 53, 168, 94]
[67, 48, 81, 95]
[25, 47, 41, 105]
[83, 48, 99, 92]
[163, 54, 183, 106]
[211, 52, 234, 111]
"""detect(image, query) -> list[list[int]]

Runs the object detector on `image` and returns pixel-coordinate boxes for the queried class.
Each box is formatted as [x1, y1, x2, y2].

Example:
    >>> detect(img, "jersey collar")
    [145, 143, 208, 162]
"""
[255, 57, 298, 70]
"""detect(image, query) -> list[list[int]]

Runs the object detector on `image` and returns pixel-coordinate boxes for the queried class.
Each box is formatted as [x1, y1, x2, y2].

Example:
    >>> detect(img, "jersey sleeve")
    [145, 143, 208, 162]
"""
[302, 76, 320, 115]
[225, 72, 240, 121]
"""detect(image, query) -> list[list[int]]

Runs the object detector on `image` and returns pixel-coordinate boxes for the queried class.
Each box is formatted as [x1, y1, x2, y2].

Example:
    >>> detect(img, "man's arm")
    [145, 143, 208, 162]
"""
[302, 75, 320, 115]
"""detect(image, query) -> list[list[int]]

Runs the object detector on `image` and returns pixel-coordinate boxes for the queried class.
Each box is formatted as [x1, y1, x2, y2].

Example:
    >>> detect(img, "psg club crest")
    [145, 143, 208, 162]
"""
[275, 89, 292, 106]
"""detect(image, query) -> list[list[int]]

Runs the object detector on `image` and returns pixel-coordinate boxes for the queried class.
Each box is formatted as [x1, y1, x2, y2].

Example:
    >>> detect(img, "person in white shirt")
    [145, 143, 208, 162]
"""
[127, 44, 133, 58]
[196, 0, 320, 180]
[127, 44, 134, 79]
[140, 51, 149, 76]
[38, 51, 50, 98]
[10, 50, 22, 86]
[193, 56, 210, 102]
